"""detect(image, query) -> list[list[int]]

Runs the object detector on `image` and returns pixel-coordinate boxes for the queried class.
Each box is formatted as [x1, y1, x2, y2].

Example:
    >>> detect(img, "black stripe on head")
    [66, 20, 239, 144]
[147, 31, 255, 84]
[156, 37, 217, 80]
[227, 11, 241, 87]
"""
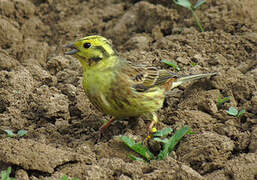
[90, 57, 102, 62]
[93, 46, 110, 58]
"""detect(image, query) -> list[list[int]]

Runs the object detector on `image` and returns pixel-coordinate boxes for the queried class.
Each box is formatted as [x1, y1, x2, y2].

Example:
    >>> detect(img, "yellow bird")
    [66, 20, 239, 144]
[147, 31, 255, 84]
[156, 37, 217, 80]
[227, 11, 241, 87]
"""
[65, 35, 216, 139]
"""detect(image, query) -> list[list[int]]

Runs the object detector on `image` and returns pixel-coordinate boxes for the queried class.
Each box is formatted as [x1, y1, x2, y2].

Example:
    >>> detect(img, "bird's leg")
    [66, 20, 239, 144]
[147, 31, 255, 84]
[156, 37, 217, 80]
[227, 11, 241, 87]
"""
[99, 117, 116, 133]
[144, 112, 158, 142]
[149, 112, 158, 133]
[96, 117, 116, 142]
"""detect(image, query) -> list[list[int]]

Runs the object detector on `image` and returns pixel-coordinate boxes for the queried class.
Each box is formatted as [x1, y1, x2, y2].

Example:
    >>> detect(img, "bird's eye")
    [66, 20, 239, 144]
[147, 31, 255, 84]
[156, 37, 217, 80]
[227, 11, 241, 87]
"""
[83, 42, 91, 49]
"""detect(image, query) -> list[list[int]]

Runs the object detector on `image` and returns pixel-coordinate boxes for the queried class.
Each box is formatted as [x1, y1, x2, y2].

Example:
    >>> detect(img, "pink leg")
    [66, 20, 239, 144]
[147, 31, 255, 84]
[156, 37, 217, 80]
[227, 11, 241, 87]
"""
[148, 121, 155, 134]
[144, 112, 158, 143]
[99, 117, 116, 133]
[96, 117, 116, 142]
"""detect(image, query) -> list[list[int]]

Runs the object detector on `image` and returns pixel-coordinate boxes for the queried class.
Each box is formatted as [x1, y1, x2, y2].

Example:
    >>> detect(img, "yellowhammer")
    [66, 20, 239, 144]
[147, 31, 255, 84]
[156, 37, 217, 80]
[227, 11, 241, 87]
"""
[65, 35, 216, 139]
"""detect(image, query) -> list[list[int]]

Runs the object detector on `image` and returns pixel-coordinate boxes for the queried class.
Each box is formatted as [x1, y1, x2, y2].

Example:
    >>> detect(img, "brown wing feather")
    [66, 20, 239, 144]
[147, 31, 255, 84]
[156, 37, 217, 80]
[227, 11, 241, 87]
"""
[123, 61, 178, 92]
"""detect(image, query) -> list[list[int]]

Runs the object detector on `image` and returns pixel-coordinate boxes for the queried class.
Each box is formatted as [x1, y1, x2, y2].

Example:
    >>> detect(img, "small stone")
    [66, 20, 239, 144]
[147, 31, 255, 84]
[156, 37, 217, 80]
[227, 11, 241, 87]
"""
[15, 169, 29, 180]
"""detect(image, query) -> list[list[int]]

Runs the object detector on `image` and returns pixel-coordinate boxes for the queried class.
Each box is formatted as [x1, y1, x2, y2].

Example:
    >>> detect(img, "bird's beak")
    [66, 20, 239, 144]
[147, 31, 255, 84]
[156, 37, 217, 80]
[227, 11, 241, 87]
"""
[64, 43, 79, 55]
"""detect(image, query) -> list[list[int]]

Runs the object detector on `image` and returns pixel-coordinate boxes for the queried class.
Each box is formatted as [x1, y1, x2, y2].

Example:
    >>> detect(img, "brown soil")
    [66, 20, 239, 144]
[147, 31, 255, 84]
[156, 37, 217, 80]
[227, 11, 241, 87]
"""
[0, 0, 257, 179]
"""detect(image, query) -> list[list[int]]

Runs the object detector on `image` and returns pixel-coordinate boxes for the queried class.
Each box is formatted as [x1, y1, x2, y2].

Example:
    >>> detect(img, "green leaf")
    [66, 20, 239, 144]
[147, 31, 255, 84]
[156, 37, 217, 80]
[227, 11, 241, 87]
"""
[17, 130, 28, 137]
[173, 0, 192, 9]
[121, 136, 135, 147]
[121, 136, 155, 161]
[153, 137, 169, 144]
[1, 169, 6, 180]
[60, 175, 79, 180]
[158, 126, 190, 160]
[4, 130, 15, 138]
[60, 175, 68, 180]
[6, 167, 11, 176]
[102, 119, 108, 124]
[1, 167, 13, 180]
[237, 109, 245, 118]
[161, 60, 180, 71]
[128, 154, 145, 162]
[187, 129, 196, 135]
[217, 96, 231, 108]
[153, 128, 173, 137]
[191, 62, 197, 67]
[226, 107, 238, 116]
[193, 0, 206, 9]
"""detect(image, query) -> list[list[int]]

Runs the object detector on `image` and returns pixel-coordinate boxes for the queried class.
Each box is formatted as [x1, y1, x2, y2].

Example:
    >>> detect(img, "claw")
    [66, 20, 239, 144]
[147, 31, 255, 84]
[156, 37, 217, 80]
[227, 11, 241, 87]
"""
[85, 117, 116, 143]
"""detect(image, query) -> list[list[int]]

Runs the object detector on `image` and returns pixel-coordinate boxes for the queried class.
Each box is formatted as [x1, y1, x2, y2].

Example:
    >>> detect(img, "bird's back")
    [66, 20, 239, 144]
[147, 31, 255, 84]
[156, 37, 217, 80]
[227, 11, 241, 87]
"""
[83, 58, 166, 118]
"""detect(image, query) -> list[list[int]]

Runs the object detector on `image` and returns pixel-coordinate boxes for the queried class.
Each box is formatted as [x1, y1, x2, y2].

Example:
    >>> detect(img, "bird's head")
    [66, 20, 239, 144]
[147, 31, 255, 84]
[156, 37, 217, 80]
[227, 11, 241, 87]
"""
[65, 35, 118, 69]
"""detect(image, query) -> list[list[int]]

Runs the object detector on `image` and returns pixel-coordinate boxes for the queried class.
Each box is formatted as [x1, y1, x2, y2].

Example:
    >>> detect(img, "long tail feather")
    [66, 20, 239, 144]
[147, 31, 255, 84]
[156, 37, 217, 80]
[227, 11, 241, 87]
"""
[171, 72, 217, 89]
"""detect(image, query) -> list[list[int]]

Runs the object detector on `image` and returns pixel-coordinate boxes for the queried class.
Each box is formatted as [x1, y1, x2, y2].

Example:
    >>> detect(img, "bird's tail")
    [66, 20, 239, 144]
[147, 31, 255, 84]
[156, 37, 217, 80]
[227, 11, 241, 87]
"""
[171, 72, 217, 89]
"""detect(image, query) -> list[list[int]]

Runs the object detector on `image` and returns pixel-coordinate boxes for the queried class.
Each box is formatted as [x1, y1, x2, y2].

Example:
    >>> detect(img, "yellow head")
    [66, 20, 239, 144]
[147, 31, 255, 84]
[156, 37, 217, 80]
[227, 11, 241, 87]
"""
[65, 35, 118, 69]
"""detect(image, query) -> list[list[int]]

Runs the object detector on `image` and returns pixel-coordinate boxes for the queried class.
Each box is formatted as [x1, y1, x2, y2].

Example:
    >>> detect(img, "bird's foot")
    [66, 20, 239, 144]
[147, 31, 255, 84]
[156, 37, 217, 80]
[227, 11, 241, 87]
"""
[143, 121, 157, 144]
[87, 117, 116, 143]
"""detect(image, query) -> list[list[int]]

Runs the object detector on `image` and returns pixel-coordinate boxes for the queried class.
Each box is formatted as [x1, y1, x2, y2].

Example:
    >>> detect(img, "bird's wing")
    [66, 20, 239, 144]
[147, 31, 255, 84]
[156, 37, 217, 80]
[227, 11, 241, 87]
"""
[124, 62, 179, 92]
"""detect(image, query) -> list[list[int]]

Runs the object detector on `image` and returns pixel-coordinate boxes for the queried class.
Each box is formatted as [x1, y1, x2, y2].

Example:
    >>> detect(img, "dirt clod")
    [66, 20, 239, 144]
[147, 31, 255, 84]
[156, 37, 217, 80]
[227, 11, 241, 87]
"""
[0, 138, 95, 173]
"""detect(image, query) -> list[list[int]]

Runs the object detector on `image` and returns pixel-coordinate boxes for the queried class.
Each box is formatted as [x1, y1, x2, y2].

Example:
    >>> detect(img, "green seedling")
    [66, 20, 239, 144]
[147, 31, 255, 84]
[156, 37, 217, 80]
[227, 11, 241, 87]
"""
[226, 107, 245, 118]
[173, 0, 206, 32]
[60, 175, 79, 180]
[121, 126, 191, 161]
[4, 130, 28, 138]
[153, 128, 173, 144]
[157, 126, 191, 160]
[161, 59, 180, 71]
[4, 130, 15, 138]
[1, 167, 14, 180]
[237, 109, 246, 117]
[17, 130, 28, 137]
[191, 62, 197, 67]
[102, 119, 108, 125]
[153, 127, 173, 137]
[128, 154, 145, 162]
[217, 96, 231, 108]
[121, 136, 155, 161]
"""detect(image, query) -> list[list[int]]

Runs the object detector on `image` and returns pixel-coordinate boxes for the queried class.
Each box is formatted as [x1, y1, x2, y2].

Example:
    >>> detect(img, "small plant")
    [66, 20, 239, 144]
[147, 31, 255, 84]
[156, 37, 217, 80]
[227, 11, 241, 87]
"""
[226, 107, 245, 118]
[121, 126, 191, 161]
[4, 129, 28, 138]
[1, 167, 14, 180]
[217, 96, 231, 108]
[191, 62, 197, 67]
[173, 0, 206, 32]
[60, 175, 79, 180]
[161, 59, 180, 71]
